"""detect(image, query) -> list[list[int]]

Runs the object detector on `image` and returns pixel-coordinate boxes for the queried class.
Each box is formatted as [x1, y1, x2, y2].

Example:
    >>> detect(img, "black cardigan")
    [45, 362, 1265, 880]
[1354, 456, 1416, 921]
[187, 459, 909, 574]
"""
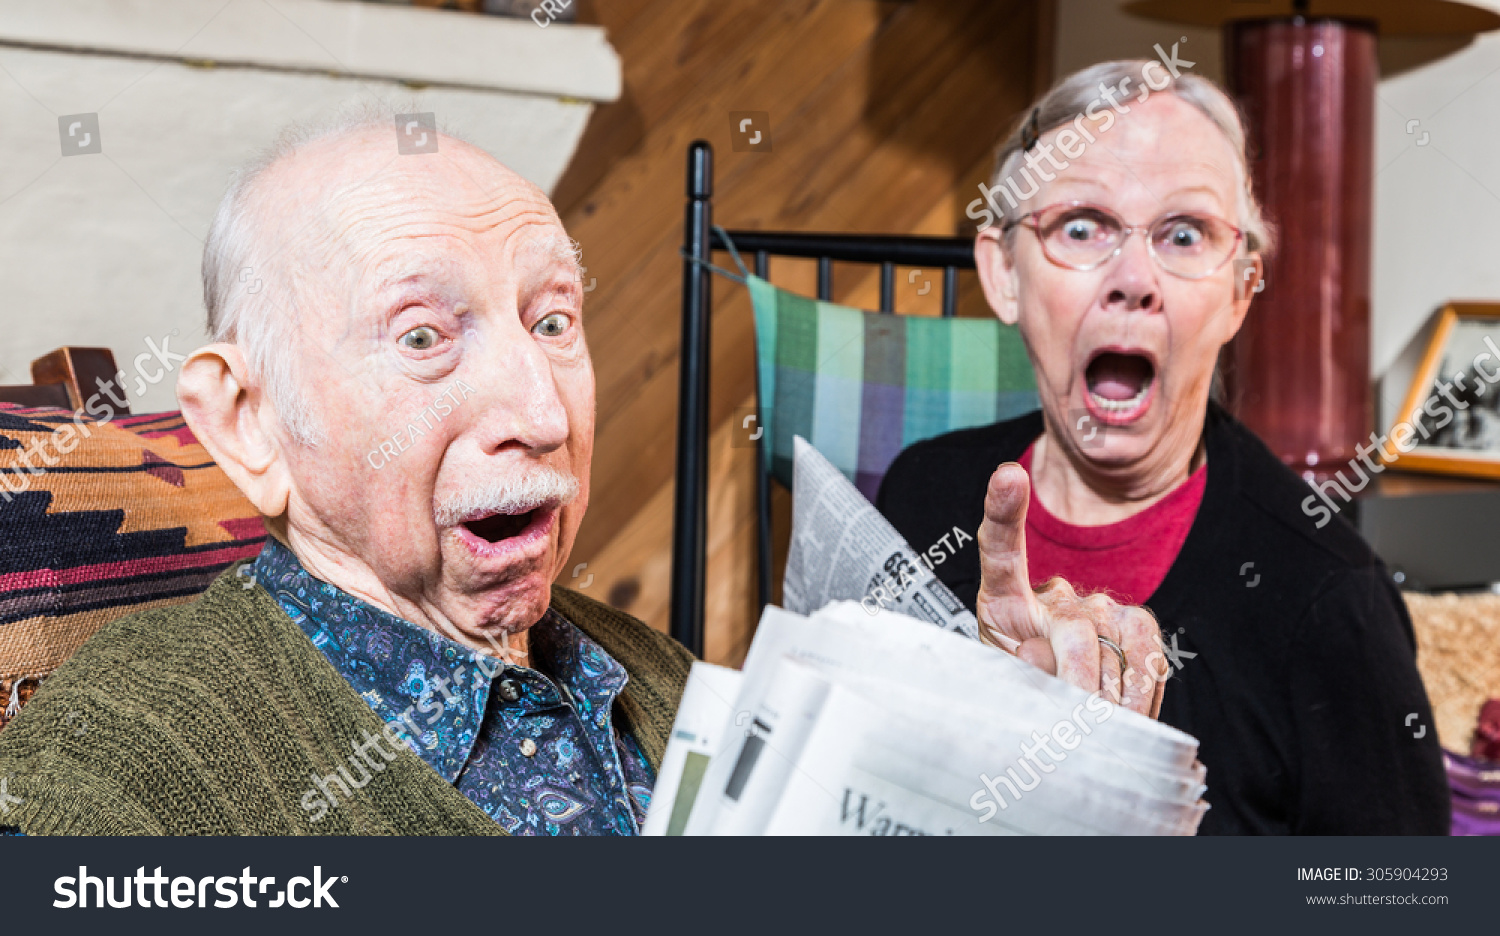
[876, 403, 1450, 835]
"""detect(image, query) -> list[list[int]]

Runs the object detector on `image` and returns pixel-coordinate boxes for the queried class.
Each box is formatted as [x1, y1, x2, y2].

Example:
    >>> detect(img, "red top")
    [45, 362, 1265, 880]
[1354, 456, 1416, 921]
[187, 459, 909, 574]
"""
[1017, 444, 1207, 606]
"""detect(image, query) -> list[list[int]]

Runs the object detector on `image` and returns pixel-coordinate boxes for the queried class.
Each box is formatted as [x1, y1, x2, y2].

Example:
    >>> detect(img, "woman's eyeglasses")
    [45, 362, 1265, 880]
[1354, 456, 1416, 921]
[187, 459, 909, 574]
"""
[1002, 201, 1244, 280]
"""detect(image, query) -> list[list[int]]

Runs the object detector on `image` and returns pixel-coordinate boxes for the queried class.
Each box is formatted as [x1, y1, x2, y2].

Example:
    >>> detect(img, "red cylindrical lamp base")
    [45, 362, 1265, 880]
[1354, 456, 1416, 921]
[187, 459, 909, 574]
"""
[1224, 18, 1375, 479]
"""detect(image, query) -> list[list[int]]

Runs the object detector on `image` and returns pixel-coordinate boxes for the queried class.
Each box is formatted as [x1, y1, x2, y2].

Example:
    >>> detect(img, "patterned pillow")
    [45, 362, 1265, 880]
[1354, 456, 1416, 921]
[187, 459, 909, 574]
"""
[0, 405, 265, 726]
[749, 275, 1039, 499]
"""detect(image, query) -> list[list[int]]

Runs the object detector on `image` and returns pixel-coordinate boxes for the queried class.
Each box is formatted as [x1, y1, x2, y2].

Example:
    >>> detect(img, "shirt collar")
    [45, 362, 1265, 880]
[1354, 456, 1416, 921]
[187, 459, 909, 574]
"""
[250, 538, 630, 782]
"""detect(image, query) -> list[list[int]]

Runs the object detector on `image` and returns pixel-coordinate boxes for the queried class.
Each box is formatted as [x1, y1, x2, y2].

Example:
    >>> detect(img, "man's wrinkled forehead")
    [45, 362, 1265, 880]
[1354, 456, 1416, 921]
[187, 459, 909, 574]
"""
[250, 131, 578, 347]
[256, 130, 560, 272]
[360, 228, 582, 303]
[340, 157, 550, 254]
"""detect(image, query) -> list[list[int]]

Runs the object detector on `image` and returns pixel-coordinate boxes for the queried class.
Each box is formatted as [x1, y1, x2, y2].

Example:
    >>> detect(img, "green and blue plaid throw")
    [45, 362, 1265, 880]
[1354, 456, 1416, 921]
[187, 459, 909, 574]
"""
[748, 274, 1038, 499]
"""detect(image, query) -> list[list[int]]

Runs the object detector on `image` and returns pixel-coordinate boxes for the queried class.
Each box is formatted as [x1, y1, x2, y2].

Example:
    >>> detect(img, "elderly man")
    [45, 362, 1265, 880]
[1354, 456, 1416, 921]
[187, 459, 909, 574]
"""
[0, 110, 1163, 836]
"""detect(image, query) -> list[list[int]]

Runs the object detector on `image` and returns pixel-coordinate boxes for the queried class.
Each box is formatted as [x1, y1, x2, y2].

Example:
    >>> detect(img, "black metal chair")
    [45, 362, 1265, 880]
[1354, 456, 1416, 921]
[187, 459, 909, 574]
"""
[670, 139, 979, 656]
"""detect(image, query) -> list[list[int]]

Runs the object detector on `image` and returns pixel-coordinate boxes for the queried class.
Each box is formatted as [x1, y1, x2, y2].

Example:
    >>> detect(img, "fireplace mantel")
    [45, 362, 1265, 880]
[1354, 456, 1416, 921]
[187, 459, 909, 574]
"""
[0, 0, 620, 411]
[0, 0, 620, 102]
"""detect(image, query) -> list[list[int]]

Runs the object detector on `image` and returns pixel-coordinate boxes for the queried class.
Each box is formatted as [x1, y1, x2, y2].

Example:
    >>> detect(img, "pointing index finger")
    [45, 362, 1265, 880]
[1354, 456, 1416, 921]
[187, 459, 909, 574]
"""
[976, 462, 1039, 643]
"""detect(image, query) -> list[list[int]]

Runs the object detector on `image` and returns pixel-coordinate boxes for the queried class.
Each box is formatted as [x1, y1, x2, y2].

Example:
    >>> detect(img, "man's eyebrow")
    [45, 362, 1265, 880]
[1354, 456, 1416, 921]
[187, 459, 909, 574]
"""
[373, 268, 430, 290]
[521, 233, 584, 280]
[364, 254, 459, 294]
[362, 234, 581, 296]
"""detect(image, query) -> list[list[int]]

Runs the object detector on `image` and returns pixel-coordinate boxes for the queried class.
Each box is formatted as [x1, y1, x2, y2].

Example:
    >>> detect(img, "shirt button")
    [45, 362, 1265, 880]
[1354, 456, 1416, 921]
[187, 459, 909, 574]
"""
[498, 679, 521, 703]
[520, 739, 538, 757]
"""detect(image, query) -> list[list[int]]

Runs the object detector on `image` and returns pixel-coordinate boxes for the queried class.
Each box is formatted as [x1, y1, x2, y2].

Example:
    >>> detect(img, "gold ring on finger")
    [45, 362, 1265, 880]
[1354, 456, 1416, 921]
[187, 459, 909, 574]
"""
[1097, 635, 1127, 677]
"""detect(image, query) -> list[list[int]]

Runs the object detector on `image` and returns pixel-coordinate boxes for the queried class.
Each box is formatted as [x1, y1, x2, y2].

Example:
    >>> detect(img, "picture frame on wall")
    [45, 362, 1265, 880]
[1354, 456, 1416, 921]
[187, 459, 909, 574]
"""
[1389, 302, 1500, 480]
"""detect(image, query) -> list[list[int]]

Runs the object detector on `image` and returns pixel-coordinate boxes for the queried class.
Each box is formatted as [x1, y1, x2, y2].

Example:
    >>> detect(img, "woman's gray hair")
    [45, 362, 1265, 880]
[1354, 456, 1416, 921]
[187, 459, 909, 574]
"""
[989, 60, 1274, 256]
[201, 101, 442, 446]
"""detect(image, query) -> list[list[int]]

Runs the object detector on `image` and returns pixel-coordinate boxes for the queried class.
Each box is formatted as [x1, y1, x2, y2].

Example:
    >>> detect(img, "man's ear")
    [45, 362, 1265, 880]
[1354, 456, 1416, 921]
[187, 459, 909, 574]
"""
[975, 227, 1021, 326]
[177, 344, 291, 519]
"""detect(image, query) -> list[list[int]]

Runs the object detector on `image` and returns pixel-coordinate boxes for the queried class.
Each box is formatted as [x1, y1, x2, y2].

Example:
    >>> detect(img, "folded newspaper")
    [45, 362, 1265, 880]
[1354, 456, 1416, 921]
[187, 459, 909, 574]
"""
[781, 437, 982, 641]
[644, 438, 1208, 835]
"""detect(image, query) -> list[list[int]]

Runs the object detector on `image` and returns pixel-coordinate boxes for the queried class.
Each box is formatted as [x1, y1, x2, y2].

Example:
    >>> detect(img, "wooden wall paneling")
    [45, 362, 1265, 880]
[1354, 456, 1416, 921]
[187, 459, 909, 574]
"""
[570, 5, 904, 563]
[553, 1, 823, 213]
[563, 4, 897, 557]
[557, 1, 1046, 653]
[573, 0, 1008, 534]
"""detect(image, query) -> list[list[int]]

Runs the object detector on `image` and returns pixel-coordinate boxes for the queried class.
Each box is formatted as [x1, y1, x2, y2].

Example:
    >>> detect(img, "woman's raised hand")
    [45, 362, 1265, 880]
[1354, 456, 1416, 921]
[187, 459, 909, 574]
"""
[975, 462, 1168, 718]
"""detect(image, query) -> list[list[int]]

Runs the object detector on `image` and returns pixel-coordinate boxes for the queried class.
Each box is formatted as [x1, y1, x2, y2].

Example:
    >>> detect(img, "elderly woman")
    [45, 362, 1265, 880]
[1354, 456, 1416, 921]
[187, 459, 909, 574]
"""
[877, 62, 1449, 834]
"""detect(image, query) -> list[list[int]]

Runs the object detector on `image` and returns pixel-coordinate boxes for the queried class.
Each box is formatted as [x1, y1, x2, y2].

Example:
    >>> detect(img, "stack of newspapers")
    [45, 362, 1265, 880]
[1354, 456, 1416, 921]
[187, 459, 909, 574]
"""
[642, 439, 1208, 836]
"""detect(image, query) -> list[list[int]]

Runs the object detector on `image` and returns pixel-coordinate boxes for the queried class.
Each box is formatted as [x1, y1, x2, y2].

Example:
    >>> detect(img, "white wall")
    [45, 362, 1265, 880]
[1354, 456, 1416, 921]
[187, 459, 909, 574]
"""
[0, 0, 619, 413]
[1053, 0, 1500, 429]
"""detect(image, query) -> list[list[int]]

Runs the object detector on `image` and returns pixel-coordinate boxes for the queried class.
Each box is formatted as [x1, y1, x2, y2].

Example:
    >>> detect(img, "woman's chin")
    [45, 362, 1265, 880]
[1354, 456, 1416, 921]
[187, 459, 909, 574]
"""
[1073, 436, 1148, 467]
[1061, 412, 1161, 467]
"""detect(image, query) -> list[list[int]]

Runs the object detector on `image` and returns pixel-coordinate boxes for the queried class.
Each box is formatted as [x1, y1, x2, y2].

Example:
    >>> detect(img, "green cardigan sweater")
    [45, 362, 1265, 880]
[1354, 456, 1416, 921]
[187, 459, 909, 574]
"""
[0, 564, 693, 835]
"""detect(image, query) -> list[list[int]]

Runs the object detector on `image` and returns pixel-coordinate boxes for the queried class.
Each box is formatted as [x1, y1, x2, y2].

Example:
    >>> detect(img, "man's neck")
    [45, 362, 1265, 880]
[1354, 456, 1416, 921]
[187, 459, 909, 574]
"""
[263, 523, 533, 669]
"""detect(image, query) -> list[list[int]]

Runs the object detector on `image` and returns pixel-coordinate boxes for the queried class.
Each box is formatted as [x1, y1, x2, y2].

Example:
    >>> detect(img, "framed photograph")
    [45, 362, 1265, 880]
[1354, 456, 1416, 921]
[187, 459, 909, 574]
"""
[1389, 302, 1500, 479]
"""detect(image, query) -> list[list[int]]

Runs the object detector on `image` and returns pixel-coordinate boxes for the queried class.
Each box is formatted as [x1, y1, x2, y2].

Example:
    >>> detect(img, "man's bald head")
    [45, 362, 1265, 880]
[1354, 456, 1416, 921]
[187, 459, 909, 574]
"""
[202, 105, 573, 444]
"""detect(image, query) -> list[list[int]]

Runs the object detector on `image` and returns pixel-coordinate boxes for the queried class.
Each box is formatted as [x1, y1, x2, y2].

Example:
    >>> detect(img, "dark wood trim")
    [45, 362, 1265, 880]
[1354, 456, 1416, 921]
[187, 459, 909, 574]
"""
[1032, 0, 1058, 99]
[0, 347, 127, 414]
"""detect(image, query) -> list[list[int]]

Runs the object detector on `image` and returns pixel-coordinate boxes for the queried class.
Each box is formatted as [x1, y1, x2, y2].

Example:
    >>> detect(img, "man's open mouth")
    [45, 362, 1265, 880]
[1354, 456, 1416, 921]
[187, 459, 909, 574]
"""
[450, 503, 559, 562]
[448, 502, 559, 564]
[463, 509, 541, 544]
[1084, 350, 1156, 419]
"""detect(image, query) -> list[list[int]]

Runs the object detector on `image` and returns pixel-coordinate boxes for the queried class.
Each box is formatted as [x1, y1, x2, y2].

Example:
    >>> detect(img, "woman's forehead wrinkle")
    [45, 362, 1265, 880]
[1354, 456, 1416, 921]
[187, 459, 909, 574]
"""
[1057, 138, 1236, 218]
[1071, 93, 1238, 158]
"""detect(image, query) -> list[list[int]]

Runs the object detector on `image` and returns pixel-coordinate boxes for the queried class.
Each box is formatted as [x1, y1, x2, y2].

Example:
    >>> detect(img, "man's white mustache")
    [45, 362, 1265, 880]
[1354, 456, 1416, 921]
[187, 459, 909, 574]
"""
[434, 467, 580, 527]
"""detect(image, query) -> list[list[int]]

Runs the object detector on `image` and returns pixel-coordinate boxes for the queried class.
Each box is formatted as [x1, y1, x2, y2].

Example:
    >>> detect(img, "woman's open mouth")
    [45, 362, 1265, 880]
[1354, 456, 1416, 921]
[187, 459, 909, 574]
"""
[1083, 350, 1156, 425]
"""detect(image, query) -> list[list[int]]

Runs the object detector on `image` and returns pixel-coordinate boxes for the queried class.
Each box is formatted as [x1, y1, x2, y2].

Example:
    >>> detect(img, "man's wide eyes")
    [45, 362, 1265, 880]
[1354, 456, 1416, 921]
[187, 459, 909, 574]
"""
[533, 312, 570, 338]
[398, 325, 440, 350]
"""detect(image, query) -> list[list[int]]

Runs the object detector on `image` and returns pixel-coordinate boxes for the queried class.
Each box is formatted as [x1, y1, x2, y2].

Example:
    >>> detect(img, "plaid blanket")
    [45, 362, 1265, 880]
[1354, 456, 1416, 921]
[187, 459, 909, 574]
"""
[749, 274, 1038, 498]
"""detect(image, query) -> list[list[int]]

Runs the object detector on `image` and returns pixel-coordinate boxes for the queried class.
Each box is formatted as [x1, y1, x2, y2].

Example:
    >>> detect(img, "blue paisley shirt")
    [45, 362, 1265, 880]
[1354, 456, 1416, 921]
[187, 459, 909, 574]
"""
[251, 538, 654, 835]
